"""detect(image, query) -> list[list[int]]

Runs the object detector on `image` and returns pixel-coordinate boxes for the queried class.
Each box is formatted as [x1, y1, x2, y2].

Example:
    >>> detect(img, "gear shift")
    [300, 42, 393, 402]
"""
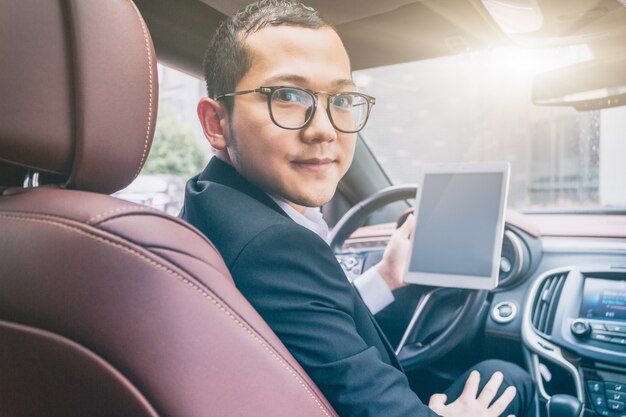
[547, 394, 583, 417]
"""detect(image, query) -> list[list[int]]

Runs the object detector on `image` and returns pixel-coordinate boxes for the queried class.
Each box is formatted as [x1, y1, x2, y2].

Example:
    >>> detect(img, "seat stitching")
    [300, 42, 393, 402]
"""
[129, 0, 153, 178]
[88, 206, 160, 224]
[1, 213, 333, 417]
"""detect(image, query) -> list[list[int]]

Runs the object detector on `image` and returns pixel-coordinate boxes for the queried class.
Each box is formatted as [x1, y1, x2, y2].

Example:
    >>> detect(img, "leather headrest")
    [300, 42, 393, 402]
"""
[0, 0, 158, 194]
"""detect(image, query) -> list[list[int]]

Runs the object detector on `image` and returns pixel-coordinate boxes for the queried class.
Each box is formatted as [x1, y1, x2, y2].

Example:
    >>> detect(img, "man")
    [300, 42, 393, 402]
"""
[181, 1, 535, 416]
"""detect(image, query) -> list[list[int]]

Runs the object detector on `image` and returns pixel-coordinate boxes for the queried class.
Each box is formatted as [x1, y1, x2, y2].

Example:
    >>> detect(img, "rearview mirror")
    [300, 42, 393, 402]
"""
[532, 56, 626, 111]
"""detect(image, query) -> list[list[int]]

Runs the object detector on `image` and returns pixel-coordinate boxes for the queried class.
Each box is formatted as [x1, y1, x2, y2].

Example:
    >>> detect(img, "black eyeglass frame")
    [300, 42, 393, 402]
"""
[215, 85, 376, 133]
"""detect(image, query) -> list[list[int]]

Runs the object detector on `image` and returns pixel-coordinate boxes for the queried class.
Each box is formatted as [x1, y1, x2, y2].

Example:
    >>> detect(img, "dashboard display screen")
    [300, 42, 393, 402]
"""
[581, 278, 626, 322]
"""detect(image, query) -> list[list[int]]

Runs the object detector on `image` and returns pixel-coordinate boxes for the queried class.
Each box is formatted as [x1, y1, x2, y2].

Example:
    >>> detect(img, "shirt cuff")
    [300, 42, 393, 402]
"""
[353, 267, 395, 315]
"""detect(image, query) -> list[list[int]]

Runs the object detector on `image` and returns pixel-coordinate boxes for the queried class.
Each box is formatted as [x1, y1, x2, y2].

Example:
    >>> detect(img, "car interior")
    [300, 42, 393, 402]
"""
[1, 0, 625, 416]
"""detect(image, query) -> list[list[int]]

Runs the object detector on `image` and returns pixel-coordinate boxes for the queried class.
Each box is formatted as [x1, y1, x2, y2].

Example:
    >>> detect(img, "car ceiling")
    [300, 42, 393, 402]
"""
[134, 0, 511, 76]
[134, 0, 626, 77]
[203, 0, 422, 25]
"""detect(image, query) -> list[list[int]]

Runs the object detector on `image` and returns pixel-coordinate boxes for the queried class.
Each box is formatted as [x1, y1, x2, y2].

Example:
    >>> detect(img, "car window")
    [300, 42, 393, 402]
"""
[354, 45, 626, 212]
[143, 64, 209, 178]
[114, 64, 209, 213]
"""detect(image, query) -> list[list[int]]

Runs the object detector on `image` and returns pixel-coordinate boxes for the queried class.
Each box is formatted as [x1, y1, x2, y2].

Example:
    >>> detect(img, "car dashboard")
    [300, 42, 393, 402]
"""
[337, 213, 626, 416]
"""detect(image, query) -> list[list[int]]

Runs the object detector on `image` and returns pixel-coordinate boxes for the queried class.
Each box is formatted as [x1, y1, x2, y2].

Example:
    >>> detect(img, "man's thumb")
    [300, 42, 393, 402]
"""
[399, 213, 415, 236]
[428, 393, 447, 412]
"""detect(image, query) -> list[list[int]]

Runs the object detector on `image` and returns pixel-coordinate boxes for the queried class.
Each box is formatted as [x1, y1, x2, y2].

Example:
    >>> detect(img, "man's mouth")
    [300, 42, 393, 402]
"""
[291, 158, 336, 172]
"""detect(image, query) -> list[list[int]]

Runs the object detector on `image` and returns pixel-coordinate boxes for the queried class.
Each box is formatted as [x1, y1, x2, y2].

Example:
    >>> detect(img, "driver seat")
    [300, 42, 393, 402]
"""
[0, 1, 337, 416]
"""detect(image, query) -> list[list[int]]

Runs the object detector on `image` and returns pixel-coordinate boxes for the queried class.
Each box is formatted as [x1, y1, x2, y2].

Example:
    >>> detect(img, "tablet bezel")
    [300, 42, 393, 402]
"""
[403, 162, 510, 290]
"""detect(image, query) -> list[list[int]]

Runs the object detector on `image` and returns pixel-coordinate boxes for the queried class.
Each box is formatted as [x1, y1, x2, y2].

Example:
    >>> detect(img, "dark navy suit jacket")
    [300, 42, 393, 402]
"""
[181, 157, 438, 417]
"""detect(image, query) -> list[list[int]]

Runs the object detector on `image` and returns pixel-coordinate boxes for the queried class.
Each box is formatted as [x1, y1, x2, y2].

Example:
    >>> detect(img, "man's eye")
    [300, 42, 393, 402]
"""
[334, 95, 354, 108]
[275, 89, 304, 103]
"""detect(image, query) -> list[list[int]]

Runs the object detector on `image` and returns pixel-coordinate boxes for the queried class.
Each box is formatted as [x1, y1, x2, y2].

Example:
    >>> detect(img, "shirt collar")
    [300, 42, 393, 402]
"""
[268, 194, 329, 240]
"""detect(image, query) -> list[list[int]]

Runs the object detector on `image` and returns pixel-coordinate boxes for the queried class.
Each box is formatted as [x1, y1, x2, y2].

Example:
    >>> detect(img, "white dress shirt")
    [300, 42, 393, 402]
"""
[268, 195, 394, 314]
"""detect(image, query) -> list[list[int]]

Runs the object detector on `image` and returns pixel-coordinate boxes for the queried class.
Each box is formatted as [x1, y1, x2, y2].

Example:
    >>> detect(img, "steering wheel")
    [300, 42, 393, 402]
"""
[328, 185, 488, 370]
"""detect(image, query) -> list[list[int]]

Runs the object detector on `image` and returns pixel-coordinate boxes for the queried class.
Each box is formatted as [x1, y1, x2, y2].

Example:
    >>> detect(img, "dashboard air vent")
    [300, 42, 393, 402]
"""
[531, 272, 568, 336]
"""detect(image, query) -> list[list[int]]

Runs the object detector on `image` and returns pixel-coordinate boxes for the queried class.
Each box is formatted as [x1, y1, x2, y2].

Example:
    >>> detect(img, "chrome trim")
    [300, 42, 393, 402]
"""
[521, 266, 585, 402]
[491, 300, 517, 324]
[499, 230, 524, 286]
[532, 353, 552, 402]
[395, 288, 439, 355]
[22, 171, 39, 188]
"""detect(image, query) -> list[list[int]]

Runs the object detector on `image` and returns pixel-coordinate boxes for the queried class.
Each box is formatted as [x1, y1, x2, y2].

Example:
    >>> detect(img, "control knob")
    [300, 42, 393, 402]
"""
[570, 319, 591, 337]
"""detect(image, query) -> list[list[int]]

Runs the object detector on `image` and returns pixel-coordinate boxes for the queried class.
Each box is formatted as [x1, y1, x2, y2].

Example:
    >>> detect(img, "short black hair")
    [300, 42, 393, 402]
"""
[203, 0, 330, 113]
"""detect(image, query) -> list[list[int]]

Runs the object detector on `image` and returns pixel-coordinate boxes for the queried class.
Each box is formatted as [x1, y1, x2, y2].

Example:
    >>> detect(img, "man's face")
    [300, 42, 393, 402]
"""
[223, 26, 357, 213]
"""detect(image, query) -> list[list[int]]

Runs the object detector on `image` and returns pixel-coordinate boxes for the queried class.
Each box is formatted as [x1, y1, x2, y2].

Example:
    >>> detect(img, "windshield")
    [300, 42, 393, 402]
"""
[354, 45, 626, 212]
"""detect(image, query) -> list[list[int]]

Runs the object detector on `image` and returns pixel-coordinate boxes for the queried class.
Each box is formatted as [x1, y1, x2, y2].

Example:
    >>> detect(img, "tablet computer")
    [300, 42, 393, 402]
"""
[404, 162, 510, 290]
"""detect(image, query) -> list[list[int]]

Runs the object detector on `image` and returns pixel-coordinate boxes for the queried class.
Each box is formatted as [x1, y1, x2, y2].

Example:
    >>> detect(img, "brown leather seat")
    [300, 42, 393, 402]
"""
[0, 1, 337, 416]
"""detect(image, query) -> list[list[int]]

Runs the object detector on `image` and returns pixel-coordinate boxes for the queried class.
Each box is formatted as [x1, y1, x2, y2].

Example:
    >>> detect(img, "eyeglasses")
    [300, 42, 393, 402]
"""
[216, 86, 376, 133]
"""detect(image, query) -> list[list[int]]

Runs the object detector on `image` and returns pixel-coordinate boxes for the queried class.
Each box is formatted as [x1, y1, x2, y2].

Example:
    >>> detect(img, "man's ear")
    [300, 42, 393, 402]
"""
[197, 97, 229, 150]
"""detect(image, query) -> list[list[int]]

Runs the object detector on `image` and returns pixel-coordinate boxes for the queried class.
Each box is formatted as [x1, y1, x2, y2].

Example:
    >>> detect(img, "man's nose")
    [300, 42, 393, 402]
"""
[301, 100, 337, 143]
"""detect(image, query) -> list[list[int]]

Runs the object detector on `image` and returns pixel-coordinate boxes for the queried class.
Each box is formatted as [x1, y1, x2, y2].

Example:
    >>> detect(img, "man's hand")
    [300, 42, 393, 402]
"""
[428, 370, 517, 417]
[375, 214, 415, 291]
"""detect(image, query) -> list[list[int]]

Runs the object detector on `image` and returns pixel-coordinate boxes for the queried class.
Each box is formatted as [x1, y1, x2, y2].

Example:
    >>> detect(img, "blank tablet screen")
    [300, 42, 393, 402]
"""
[405, 164, 508, 288]
[408, 172, 504, 279]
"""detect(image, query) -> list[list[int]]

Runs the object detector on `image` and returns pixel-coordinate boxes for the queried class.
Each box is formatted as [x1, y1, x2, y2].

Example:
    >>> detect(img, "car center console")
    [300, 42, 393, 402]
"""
[585, 376, 626, 416]
[573, 275, 626, 416]
[573, 276, 626, 344]
[522, 266, 626, 417]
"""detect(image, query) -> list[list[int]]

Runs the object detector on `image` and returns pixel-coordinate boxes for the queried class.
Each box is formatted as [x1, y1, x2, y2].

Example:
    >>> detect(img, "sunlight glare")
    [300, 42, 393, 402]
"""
[487, 44, 593, 77]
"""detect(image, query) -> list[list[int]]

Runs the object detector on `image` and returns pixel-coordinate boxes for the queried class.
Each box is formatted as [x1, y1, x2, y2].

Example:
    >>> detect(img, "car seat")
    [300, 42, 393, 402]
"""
[0, 1, 337, 416]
